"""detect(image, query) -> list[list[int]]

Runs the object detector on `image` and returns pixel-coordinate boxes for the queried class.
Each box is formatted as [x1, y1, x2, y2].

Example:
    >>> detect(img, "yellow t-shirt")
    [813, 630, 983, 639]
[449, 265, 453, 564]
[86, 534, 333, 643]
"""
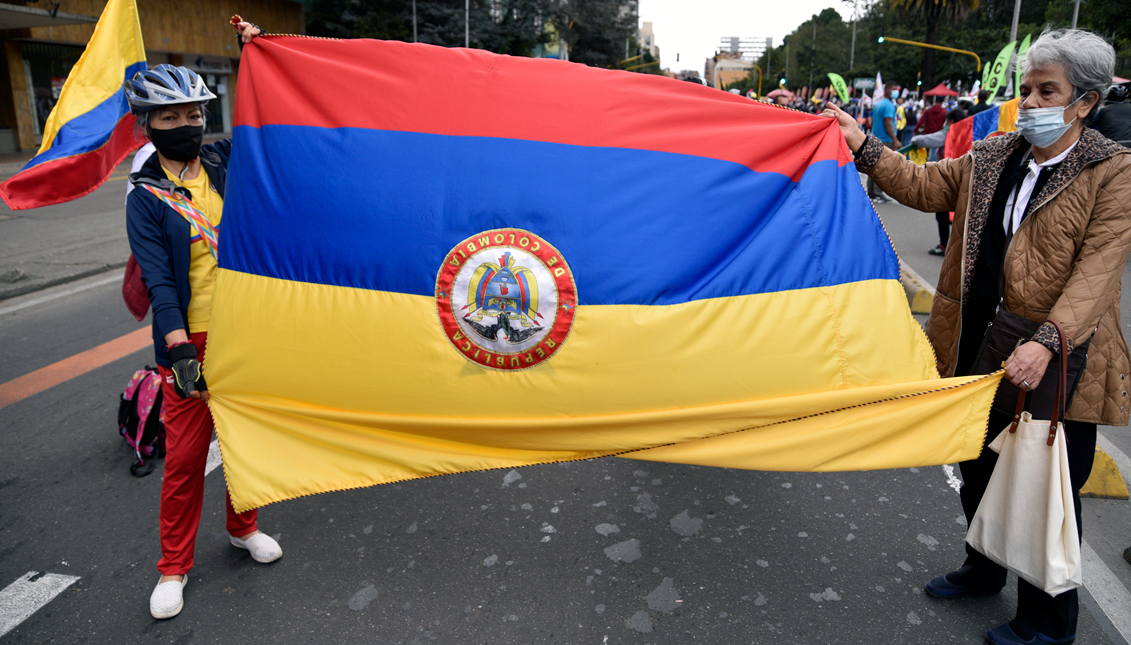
[163, 166, 224, 334]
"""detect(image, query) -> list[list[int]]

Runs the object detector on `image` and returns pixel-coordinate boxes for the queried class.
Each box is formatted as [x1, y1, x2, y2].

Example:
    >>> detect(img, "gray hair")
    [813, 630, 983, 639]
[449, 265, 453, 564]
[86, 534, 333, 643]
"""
[1023, 28, 1115, 125]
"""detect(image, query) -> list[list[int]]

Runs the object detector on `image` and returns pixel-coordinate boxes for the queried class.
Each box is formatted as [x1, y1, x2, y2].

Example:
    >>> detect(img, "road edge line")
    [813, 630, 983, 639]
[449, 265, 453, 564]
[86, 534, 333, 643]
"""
[1082, 539, 1131, 643]
[0, 270, 123, 317]
[0, 261, 128, 303]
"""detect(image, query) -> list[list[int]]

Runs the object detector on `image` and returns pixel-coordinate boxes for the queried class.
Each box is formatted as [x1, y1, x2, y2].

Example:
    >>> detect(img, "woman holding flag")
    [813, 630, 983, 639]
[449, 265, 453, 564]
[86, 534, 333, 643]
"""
[125, 21, 276, 620]
[825, 28, 1131, 645]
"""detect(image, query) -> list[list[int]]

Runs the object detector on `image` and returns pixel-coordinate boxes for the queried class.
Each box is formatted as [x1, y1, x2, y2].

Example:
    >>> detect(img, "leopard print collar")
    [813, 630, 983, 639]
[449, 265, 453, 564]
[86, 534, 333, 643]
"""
[960, 128, 1128, 309]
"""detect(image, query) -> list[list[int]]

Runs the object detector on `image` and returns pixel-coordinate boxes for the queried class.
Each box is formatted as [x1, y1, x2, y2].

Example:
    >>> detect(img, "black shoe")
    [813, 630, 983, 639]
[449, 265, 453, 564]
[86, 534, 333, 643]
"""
[928, 244, 946, 256]
[985, 621, 1075, 644]
[924, 566, 1003, 599]
[1124, 545, 1131, 566]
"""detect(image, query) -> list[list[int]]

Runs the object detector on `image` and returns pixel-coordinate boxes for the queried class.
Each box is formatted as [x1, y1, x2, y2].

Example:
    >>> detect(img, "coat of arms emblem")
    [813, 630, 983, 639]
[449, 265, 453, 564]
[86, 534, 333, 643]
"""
[436, 229, 577, 371]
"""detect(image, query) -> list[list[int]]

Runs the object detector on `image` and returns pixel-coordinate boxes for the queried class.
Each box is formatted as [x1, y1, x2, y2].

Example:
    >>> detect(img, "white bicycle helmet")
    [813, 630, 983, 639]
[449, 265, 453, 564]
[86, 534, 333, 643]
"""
[126, 64, 217, 113]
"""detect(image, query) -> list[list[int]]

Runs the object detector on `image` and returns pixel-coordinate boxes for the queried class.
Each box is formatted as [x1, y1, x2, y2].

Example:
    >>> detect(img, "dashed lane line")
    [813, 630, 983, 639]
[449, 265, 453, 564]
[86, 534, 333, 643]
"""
[0, 572, 80, 637]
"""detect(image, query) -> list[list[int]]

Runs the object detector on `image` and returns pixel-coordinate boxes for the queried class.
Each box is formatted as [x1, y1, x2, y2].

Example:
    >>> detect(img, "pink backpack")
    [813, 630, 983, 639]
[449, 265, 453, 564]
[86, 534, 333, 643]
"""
[117, 367, 166, 477]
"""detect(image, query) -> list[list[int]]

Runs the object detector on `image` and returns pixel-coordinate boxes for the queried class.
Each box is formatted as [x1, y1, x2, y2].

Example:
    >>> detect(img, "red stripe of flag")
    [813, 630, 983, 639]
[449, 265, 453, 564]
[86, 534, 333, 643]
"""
[235, 38, 850, 181]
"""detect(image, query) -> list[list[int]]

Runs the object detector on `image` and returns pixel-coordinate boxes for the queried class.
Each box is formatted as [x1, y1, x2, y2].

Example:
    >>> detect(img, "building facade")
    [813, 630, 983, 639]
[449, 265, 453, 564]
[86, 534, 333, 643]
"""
[639, 21, 657, 62]
[0, 0, 304, 154]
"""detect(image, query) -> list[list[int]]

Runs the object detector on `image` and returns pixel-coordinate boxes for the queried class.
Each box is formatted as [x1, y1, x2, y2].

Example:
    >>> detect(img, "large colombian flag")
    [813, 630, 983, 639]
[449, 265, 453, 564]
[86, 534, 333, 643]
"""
[0, 0, 146, 210]
[209, 36, 1002, 512]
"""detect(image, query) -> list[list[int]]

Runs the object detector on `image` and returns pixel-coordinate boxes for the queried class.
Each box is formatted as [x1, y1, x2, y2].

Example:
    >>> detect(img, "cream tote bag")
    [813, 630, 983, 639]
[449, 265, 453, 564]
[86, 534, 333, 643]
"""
[966, 321, 1082, 596]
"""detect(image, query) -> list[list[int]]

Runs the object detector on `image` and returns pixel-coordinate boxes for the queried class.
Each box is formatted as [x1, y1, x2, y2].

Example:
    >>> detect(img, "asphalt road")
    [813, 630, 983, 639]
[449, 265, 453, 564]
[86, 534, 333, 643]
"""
[1, 178, 1129, 644]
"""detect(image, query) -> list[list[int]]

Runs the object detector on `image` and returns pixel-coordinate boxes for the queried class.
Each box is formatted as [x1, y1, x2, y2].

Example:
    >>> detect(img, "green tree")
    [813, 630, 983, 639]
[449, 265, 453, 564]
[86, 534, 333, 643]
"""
[755, 9, 854, 94]
[552, 0, 640, 68]
[306, 0, 638, 65]
[1045, 0, 1131, 78]
[887, 0, 981, 87]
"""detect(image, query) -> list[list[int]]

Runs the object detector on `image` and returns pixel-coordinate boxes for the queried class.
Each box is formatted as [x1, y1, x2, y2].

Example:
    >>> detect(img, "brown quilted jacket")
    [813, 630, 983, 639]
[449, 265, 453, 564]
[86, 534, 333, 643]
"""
[857, 128, 1131, 425]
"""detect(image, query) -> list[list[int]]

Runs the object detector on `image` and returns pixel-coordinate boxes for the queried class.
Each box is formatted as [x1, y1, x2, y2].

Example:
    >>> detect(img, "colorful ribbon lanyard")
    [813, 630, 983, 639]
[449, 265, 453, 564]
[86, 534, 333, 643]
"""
[141, 184, 219, 260]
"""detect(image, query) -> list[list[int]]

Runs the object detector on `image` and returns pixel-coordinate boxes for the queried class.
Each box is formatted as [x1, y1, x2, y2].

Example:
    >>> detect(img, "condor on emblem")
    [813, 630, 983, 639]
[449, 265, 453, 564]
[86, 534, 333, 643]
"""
[436, 229, 577, 371]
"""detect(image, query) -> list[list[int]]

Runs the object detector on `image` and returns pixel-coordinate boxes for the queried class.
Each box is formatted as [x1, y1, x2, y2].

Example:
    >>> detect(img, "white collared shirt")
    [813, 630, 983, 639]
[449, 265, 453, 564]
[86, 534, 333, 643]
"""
[1003, 139, 1077, 235]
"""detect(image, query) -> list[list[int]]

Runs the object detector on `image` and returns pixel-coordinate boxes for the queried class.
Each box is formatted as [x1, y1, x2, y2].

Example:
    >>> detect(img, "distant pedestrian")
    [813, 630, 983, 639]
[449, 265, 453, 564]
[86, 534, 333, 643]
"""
[1092, 85, 1131, 147]
[871, 82, 900, 148]
[825, 29, 1131, 645]
[915, 96, 947, 136]
[867, 82, 900, 202]
[900, 98, 917, 146]
[911, 108, 967, 255]
[968, 90, 993, 115]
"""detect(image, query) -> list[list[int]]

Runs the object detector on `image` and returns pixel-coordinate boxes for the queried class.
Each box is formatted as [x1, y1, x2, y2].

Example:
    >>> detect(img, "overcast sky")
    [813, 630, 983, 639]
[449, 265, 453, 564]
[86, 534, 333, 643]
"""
[639, 0, 849, 75]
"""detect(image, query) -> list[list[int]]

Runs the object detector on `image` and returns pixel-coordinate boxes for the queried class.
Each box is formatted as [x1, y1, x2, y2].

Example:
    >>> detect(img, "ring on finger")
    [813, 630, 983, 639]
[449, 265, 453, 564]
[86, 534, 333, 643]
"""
[1022, 380, 1030, 389]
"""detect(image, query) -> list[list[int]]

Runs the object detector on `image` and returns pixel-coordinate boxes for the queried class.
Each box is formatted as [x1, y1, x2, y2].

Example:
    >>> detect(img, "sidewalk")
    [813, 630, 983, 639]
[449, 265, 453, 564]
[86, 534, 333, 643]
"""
[0, 135, 228, 300]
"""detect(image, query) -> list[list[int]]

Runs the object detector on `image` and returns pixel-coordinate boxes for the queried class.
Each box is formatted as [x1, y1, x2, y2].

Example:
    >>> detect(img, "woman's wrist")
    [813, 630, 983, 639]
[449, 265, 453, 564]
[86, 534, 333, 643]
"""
[164, 329, 189, 347]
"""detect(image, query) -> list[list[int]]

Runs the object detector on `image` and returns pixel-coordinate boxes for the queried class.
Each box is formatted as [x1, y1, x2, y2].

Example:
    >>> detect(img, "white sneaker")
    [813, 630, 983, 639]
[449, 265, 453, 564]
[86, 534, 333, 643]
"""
[230, 532, 282, 563]
[149, 574, 187, 619]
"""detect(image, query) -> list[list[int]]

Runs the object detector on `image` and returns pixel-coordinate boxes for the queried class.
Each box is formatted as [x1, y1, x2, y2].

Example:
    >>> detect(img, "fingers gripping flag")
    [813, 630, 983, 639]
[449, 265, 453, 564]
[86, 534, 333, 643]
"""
[0, 0, 146, 210]
[210, 36, 1001, 512]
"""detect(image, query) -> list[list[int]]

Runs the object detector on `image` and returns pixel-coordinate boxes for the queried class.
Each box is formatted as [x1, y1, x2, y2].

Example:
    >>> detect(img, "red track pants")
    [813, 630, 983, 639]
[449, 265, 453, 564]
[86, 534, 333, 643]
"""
[156, 332, 257, 575]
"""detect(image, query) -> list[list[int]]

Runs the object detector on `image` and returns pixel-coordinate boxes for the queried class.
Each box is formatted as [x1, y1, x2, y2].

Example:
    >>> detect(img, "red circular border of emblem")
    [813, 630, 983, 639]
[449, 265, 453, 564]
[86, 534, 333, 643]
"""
[435, 229, 578, 371]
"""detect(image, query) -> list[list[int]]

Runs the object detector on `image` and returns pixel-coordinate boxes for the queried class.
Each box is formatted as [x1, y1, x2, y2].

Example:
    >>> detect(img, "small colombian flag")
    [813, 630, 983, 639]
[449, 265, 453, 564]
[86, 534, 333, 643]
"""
[0, 0, 146, 210]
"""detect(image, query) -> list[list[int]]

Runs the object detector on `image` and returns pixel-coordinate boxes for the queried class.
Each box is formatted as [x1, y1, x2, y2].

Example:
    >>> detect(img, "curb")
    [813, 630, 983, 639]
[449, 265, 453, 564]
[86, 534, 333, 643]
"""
[0, 262, 127, 302]
[899, 259, 935, 315]
[1081, 447, 1130, 500]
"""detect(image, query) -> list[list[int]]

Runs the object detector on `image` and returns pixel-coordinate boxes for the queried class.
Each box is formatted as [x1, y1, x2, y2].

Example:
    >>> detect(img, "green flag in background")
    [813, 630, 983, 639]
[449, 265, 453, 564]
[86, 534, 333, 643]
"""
[1014, 34, 1031, 95]
[984, 41, 1016, 101]
[828, 73, 850, 103]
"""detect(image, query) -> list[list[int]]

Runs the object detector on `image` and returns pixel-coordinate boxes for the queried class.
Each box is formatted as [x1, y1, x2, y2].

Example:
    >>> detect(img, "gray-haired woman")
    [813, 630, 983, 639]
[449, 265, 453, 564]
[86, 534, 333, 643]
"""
[824, 29, 1131, 645]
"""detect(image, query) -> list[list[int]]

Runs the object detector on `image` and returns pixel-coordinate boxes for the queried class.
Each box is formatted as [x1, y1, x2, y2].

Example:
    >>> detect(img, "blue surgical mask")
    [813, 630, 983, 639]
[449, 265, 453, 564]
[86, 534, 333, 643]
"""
[1016, 94, 1083, 148]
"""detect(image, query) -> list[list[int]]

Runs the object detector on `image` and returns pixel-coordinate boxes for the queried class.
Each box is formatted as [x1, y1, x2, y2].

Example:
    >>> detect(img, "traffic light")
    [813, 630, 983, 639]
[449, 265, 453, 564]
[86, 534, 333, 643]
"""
[877, 28, 885, 44]
[779, 77, 787, 86]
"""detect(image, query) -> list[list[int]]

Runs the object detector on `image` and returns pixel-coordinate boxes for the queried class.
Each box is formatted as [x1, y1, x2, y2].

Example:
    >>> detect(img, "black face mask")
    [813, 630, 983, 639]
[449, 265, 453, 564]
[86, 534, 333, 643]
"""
[148, 124, 204, 163]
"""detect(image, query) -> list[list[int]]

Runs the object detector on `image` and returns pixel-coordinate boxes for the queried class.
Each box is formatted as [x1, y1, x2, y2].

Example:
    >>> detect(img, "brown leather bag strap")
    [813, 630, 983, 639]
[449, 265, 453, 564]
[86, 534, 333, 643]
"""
[1009, 384, 1026, 434]
[1047, 320, 1069, 446]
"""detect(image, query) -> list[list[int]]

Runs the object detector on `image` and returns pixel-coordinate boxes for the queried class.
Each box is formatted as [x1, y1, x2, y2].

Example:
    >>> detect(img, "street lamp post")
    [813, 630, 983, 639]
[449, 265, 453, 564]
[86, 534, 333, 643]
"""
[413, 0, 417, 42]
[465, 0, 469, 47]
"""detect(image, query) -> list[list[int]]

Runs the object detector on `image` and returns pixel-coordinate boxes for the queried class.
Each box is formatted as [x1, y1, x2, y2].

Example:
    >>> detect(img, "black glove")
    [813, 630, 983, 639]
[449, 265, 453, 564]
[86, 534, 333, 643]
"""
[168, 343, 207, 399]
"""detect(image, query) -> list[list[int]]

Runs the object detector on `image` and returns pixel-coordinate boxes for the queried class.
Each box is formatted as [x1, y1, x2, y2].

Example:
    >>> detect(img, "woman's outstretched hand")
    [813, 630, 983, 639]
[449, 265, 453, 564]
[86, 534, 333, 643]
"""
[821, 102, 866, 156]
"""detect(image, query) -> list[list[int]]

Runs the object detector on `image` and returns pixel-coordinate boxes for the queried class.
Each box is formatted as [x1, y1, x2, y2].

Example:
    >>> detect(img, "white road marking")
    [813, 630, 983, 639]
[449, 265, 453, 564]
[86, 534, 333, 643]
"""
[942, 464, 962, 493]
[0, 572, 80, 637]
[0, 271, 122, 317]
[1096, 431, 1131, 489]
[205, 439, 222, 476]
[1082, 539, 1131, 642]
